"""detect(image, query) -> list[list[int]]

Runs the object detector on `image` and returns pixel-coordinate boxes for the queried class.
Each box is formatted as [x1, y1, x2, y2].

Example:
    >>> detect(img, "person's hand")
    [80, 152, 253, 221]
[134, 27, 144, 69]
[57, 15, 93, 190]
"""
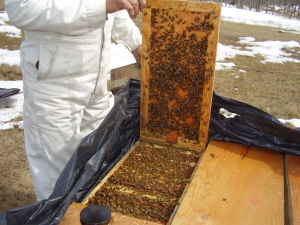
[106, 0, 146, 19]
[137, 0, 146, 12]
[132, 46, 142, 61]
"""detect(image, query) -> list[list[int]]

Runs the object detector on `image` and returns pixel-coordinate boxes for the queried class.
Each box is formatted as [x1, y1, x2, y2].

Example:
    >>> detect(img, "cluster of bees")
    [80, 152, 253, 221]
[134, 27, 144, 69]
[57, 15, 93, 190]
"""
[146, 8, 214, 141]
[87, 140, 202, 224]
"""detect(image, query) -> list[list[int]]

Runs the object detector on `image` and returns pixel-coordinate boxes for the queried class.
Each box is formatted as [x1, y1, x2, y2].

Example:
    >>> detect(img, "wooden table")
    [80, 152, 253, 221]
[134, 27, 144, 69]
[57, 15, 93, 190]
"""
[60, 140, 300, 225]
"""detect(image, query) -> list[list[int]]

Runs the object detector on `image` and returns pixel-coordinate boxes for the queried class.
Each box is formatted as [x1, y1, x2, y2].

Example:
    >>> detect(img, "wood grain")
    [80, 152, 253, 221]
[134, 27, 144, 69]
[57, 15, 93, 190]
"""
[198, 6, 221, 146]
[60, 202, 161, 225]
[141, 4, 151, 127]
[171, 140, 284, 225]
[287, 154, 300, 224]
[148, 0, 221, 12]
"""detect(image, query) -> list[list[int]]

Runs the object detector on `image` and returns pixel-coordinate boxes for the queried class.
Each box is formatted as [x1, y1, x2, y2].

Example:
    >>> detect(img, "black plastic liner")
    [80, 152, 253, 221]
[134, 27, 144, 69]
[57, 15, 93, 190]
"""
[209, 92, 300, 156]
[0, 79, 141, 225]
[0, 79, 299, 225]
[0, 88, 20, 100]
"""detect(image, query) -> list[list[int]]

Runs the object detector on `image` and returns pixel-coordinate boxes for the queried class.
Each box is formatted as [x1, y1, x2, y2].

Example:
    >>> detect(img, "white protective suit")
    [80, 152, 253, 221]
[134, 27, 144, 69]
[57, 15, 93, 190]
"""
[5, 1, 142, 201]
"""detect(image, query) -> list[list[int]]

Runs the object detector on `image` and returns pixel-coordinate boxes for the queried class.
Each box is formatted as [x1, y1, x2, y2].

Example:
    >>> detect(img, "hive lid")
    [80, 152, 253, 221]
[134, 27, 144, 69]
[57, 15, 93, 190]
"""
[140, 0, 221, 150]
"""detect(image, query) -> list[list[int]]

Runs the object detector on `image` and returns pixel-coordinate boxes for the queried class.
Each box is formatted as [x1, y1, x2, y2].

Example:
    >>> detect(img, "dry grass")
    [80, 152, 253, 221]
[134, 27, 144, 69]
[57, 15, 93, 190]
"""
[215, 55, 300, 118]
[219, 20, 300, 44]
[0, 33, 22, 50]
[0, 129, 36, 212]
[0, 64, 22, 80]
[0, 1, 299, 213]
[0, 0, 3, 11]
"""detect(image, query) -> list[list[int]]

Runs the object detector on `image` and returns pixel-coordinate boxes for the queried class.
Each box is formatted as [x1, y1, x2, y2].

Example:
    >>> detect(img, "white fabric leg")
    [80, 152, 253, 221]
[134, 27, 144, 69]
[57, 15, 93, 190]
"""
[80, 88, 110, 138]
[21, 37, 106, 200]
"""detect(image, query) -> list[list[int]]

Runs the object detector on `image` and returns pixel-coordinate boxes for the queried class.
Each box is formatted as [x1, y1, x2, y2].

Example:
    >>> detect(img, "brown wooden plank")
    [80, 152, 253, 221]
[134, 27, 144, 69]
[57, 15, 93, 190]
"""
[171, 140, 284, 225]
[198, 6, 221, 145]
[60, 202, 86, 225]
[287, 154, 300, 224]
[60, 202, 160, 225]
[60, 203, 84, 225]
[110, 62, 141, 81]
[141, 4, 151, 127]
[148, 0, 221, 12]
[140, 130, 167, 143]
[108, 62, 141, 93]
[140, 0, 221, 150]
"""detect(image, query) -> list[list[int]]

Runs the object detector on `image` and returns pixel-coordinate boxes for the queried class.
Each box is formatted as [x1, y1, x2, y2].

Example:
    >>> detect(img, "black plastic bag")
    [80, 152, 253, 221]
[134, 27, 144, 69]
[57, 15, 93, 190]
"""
[0, 88, 20, 100]
[0, 79, 140, 225]
[209, 92, 300, 155]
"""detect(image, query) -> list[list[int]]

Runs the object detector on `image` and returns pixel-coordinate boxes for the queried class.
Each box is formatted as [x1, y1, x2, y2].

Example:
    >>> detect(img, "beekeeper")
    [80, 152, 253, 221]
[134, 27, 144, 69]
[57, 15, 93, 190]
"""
[5, 0, 145, 201]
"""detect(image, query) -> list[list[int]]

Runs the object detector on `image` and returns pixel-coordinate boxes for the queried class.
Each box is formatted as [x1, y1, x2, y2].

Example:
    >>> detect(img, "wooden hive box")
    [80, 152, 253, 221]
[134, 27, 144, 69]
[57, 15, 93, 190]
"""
[81, 1, 221, 224]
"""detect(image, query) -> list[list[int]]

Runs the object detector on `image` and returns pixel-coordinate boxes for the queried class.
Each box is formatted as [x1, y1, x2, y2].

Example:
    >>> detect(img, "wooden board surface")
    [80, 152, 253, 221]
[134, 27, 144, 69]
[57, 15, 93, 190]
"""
[140, 1, 221, 150]
[287, 154, 300, 224]
[171, 140, 284, 225]
[108, 62, 141, 93]
[60, 202, 160, 225]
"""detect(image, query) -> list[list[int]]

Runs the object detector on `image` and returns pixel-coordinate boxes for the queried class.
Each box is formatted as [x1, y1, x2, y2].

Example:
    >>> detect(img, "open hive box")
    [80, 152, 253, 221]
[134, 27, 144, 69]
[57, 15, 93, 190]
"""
[82, 1, 221, 224]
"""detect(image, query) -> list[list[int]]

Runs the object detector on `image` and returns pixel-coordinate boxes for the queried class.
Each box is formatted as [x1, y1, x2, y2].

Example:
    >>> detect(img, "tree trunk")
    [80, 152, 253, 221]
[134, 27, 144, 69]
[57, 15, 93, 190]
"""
[256, 0, 261, 12]
[249, 0, 253, 10]
[284, 0, 287, 14]
[272, 0, 276, 15]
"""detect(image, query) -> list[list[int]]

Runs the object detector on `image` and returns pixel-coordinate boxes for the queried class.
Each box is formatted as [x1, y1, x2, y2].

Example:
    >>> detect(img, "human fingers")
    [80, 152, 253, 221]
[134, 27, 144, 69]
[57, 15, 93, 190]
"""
[138, 0, 146, 12]
[127, 0, 139, 18]
[106, 0, 122, 14]
[106, 0, 136, 18]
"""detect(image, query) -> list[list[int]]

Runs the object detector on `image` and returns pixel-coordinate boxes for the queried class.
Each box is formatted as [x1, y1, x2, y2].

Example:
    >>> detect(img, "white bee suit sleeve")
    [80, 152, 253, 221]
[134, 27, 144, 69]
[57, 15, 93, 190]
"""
[111, 9, 142, 52]
[5, 0, 107, 35]
[6, 0, 141, 201]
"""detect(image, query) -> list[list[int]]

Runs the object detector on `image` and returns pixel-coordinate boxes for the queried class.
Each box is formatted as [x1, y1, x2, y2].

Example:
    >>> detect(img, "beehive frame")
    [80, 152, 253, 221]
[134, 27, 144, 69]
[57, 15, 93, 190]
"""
[81, 2, 221, 224]
[140, 0, 221, 150]
[83, 139, 203, 224]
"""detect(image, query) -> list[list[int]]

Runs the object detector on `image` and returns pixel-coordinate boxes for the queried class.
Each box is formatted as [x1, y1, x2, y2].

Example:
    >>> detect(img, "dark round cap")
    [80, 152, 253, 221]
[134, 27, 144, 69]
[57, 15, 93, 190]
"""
[80, 205, 111, 225]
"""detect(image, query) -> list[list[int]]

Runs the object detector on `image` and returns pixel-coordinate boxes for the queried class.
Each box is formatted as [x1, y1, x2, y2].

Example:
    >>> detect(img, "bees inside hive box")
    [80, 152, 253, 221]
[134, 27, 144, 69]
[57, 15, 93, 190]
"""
[83, 1, 221, 225]
[141, 0, 221, 149]
[84, 139, 203, 224]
